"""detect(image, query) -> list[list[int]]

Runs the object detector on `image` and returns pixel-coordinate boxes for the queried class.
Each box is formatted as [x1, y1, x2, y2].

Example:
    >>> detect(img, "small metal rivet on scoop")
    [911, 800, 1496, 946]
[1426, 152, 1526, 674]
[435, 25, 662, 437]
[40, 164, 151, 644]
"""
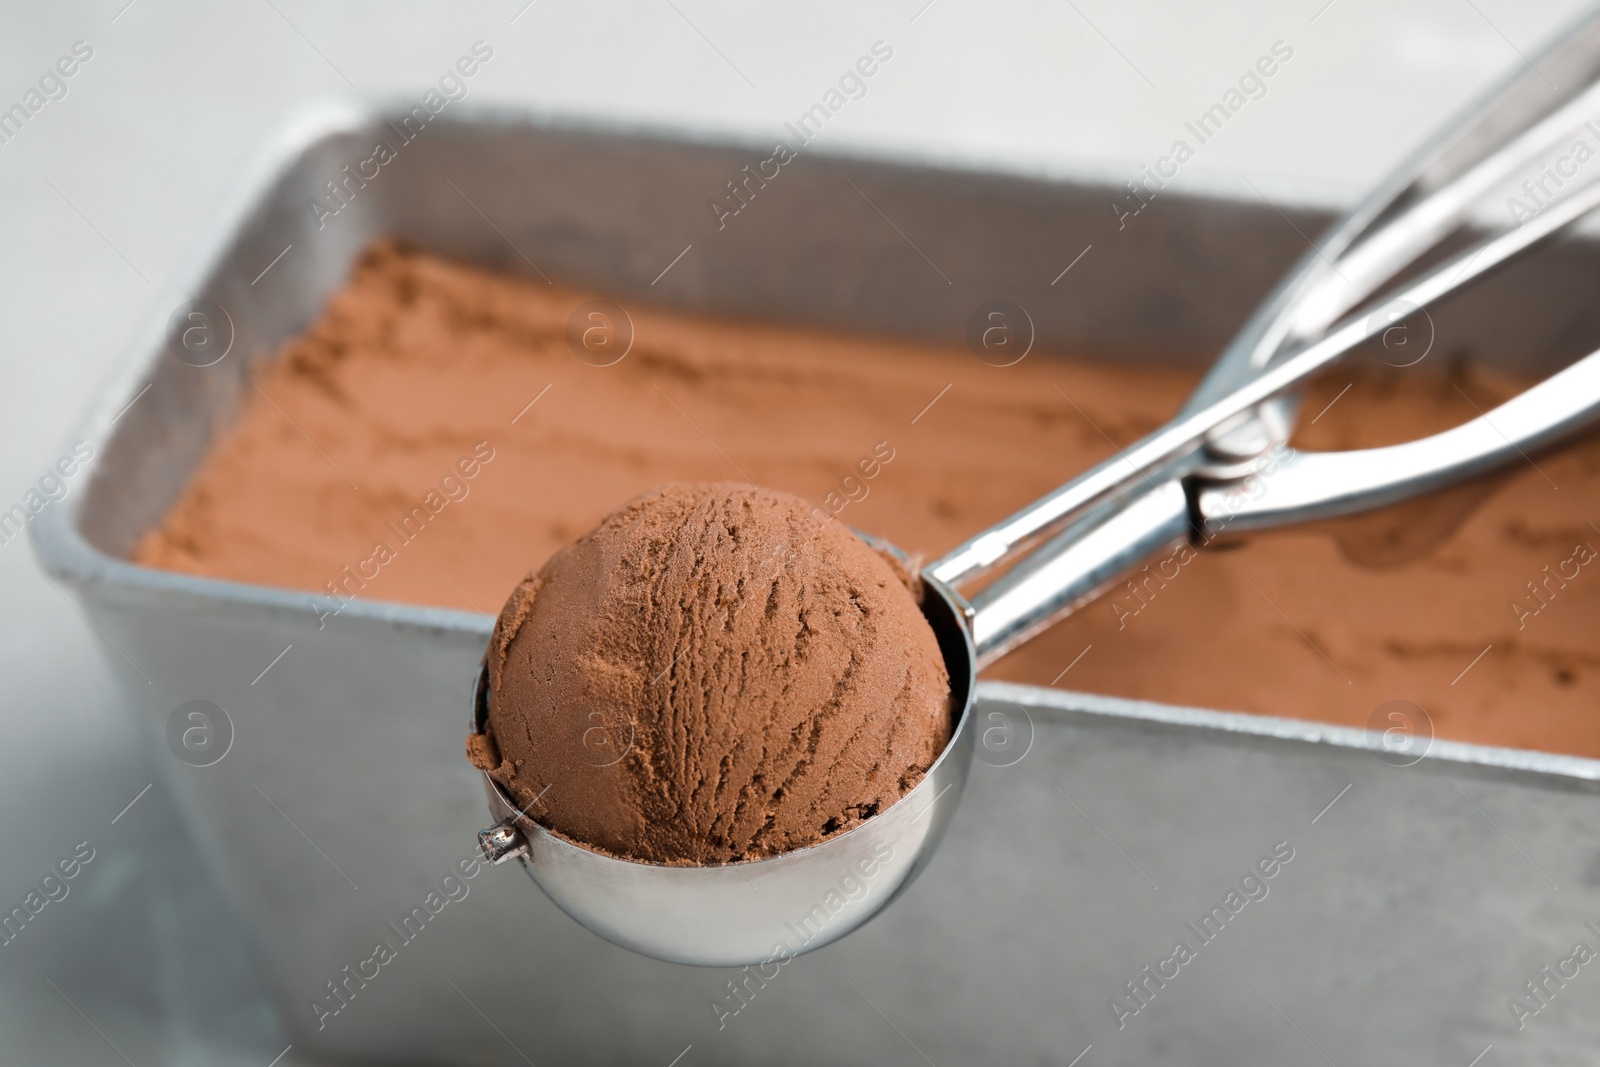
[478, 822, 529, 866]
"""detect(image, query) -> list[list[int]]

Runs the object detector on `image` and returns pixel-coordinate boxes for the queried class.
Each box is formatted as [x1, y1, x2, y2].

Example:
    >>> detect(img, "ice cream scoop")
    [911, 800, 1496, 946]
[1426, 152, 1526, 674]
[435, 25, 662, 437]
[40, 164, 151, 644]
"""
[469, 483, 952, 866]
[469, 532, 975, 967]
[470, 12, 1600, 965]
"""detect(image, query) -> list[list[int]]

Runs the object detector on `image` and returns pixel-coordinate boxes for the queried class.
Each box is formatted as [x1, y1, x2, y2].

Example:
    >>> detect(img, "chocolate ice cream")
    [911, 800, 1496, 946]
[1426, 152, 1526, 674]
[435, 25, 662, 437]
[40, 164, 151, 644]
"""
[136, 243, 1600, 757]
[467, 482, 952, 865]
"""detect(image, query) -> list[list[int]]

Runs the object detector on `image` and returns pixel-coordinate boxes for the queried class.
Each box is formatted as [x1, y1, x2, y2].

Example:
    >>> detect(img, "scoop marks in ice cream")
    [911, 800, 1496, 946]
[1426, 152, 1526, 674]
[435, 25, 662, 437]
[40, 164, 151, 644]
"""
[467, 482, 953, 865]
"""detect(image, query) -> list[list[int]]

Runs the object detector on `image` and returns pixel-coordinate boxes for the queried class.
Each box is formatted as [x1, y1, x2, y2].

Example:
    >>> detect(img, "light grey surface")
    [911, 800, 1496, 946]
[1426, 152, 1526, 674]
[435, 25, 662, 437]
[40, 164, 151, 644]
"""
[2, 2, 1598, 1065]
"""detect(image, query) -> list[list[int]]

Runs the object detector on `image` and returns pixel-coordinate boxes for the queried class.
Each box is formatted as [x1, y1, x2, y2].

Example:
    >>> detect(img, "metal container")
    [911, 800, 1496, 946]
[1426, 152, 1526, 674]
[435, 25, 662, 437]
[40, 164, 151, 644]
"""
[34, 98, 1600, 1065]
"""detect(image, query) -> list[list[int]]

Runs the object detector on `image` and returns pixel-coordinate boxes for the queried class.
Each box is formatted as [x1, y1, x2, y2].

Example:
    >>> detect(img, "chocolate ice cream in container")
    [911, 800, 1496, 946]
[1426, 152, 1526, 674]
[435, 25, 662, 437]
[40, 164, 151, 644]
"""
[27, 13, 1600, 1061]
[467, 17, 1600, 966]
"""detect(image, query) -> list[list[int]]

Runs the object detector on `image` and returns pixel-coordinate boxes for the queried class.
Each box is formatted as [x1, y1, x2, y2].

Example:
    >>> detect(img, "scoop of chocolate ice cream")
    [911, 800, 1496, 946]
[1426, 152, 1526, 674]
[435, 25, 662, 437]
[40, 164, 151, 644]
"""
[467, 482, 952, 865]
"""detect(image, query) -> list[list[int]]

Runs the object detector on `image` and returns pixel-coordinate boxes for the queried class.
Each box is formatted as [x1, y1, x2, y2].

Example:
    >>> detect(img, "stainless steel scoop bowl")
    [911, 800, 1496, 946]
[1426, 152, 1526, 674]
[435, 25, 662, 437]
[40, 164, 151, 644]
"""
[472, 9, 1600, 966]
[471, 570, 977, 968]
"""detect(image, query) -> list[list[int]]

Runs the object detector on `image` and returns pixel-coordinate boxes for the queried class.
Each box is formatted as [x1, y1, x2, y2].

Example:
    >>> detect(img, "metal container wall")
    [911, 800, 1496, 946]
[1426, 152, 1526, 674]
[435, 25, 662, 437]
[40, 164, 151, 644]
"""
[33, 99, 1600, 1064]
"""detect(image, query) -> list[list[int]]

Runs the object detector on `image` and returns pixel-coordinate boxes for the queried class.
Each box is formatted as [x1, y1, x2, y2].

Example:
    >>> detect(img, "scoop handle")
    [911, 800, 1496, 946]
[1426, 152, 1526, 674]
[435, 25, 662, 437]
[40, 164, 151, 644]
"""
[957, 479, 1190, 665]
[930, 7, 1600, 597]
[949, 346, 1600, 666]
[928, 4, 1600, 664]
[930, 168, 1600, 600]
[1194, 348, 1600, 534]
[934, 175, 1600, 664]
[1185, 10, 1600, 415]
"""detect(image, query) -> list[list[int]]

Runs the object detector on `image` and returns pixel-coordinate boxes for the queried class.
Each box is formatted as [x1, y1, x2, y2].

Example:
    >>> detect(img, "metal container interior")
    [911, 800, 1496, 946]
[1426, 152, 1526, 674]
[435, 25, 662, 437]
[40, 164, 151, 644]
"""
[33, 98, 1600, 1065]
